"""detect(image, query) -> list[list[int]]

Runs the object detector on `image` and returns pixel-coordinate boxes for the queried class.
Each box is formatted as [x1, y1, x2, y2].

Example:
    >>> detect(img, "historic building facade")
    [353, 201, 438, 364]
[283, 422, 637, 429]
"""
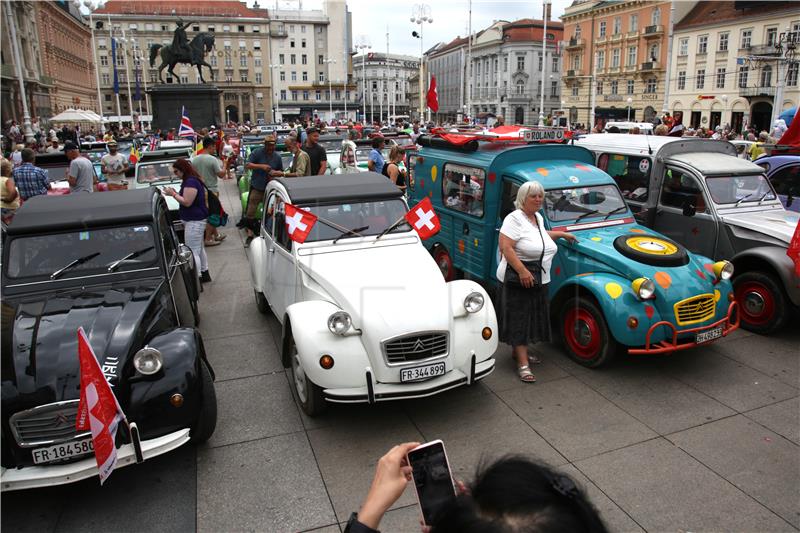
[427, 36, 469, 122]
[353, 52, 419, 123]
[668, 1, 800, 133]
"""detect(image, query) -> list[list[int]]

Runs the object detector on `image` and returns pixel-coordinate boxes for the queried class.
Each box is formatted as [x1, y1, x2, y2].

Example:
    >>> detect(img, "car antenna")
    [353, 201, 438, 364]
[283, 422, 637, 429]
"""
[645, 132, 653, 156]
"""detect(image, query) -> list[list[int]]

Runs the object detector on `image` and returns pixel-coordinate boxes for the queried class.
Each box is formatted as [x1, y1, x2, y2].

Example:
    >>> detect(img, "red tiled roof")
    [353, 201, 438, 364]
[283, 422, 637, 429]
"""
[676, 1, 797, 30]
[95, 0, 267, 18]
[503, 18, 564, 43]
[506, 18, 564, 29]
[432, 35, 470, 55]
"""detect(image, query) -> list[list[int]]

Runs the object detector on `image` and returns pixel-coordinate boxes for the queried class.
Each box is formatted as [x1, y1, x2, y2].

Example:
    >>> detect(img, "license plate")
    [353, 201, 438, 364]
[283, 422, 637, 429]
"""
[400, 362, 446, 382]
[696, 326, 723, 345]
[31, 438, 94, 465]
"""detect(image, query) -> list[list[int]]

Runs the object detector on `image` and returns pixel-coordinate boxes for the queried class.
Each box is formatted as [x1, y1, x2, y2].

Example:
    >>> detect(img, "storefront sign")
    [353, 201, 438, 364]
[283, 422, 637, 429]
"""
[604, 95, 624, 102]
[641, 94, 660, 100]
[696, 95, 716, 100]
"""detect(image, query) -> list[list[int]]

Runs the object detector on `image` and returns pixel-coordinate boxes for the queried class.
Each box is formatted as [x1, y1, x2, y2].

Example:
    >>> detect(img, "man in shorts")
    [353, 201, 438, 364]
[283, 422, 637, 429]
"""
[100, 140, 129, 190]
[243, 135, 283, 247]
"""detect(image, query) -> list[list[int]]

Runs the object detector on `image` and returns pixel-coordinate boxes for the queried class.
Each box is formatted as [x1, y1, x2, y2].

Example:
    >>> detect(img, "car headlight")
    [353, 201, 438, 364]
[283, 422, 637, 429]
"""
[327, 311, 352, 335]
[713, 260, 734, 281]
[133, 347, 163, 375]
[464, 291, 485, 313]
[631, 277, 656, 299]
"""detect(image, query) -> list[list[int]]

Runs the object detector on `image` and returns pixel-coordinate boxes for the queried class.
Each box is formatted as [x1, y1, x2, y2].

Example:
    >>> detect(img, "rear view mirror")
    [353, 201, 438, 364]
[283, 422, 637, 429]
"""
[580, 191, 607, 205]
[682, 200, 696, 217]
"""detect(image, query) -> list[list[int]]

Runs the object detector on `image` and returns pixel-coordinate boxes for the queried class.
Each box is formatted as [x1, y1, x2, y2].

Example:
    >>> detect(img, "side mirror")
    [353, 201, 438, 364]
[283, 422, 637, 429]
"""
[177, 244, 193, 264]
[682, 200, 696, 217]
[787, 194, 794, 207]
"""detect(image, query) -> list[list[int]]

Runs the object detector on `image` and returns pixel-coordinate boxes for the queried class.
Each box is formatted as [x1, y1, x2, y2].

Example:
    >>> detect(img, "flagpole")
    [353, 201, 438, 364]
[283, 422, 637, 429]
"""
[112, 33, 122, 129]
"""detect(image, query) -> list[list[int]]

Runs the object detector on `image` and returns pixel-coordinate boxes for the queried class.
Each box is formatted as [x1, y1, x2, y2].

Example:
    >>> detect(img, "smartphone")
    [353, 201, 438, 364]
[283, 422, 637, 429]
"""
[407, 440, 457, 526]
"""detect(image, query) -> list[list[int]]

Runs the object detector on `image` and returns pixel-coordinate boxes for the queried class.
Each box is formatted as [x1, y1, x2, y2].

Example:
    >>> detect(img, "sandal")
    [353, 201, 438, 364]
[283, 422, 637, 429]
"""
[528, 353, 542, 365]
[215, 233, 227, 242]
[204, 239, 221, 247]
[517, 365, 536, 383]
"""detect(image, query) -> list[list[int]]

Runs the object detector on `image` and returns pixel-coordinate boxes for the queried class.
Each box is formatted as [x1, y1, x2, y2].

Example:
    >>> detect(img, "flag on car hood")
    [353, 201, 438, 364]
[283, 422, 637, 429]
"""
[284, 203, 318, 243]
[405, 197, 441, 240]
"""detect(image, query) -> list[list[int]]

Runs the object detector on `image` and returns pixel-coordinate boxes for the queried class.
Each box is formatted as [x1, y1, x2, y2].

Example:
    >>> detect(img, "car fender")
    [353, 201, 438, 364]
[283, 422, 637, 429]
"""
[127, 328, 209, 440]
[446, 279, 498, 365]
[732, 246, 800, 306]
[248, 236, 268, 293]
[284, 300, 371, 389]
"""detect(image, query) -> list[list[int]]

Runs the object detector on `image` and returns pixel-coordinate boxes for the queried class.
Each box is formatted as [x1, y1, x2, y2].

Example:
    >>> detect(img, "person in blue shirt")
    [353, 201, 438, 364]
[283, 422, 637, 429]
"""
[243, 135, 284, 246]
[367, 136, 385, 174]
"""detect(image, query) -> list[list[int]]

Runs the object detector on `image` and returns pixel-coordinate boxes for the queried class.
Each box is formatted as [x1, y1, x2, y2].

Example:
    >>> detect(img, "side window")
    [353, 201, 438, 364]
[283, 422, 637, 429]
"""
[263, 192, 278, 233]
[407, 154, 417, 190]
[441, 163, 486, 217]
[499, 179, 520, 222]
[660, 168, 707, 213]
[158, 211, 176, 264]
[770, 164, 800, 196]
[598, 152, 651, 202]
[273, 198, 292, 251]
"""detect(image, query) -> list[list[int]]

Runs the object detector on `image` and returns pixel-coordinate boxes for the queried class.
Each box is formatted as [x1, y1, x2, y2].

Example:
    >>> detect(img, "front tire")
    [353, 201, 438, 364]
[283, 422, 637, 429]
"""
[191, 362, 217, 443]
[254, 289, 269, 314]
[288, 332, 326, 416]
[433, 245, 457, 281]
[560, 297, 618, 368]
[733, 271, 788, 334]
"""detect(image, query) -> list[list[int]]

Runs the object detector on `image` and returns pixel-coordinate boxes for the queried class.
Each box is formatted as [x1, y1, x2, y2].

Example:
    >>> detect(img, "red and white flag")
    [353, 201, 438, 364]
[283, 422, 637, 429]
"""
[405, 197, 441, 240]
[788, 220, 800, 277]
[284, 203, 318, 243]
[75, 328, 127, 485]
[426, 75, 439, 113]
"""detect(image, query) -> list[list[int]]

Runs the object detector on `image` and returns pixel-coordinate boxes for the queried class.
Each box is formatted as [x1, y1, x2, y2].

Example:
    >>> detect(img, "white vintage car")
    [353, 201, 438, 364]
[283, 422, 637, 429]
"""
[247, 173, 498, 415]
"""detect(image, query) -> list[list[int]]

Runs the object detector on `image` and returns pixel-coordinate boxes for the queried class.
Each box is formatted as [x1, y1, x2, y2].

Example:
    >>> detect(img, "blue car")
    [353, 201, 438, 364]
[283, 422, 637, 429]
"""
[755, 155, 800, 212]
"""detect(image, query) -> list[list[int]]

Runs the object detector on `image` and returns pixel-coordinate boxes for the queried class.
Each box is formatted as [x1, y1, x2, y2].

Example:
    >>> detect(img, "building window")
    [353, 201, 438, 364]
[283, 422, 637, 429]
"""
[718, 32, 729, 51]
[551, 80, 558, 97]
[335, 89, 341, 99]
[303, 90, 309, 100]
[678, 38, 688, 56]
[627, 46, 637, 66]
[253, 26, 260, 33]
[105, 94, 111, 102]
[318, 71, 324, 82]
[301, 25, 307, 33]
[611, 80, 618, 94]
[279, 71, 285, 81]
[318, 54, 324, 65]
[240, 73, 248, 82]
[291, 71, 297, 81]
[301, 54, 307, 65]
[289, 25, 295, 33]
[192, 25, 199, 32]
[651, 7, 660, 26]
[788, 63, 799, 87]
[98, 38, 107, 49]
[225, 56, 232, 68]
[766, 27, 778, 46]
[101, 73, 110, 85]
[572, 54, 580, 70]
[613, 17, 621, 35]
[279, 54, 285, 64]
[516, 80, 524, 95]
[716, 68, 725, 89]
[315, 90, 321, 101]
[516, 55, 525, 71]
[291, 90, 298, 100]
[645, 78, 656, 93]
[698, 35, 708, 54]
[181, 75, 188, 84]
[223, 25, 230, 32]
[207, 25, 215, 32]
[290, 39, 295, 48]
[254, 40, 261, 50]
[210, 55, 218, 67]
[538, 52, 543, 71]
[290, 54, 296, 65]
[255, 73, 262, 83]
[741, 29, 752, 49]
[551, 55, 558, 73]
[761, 65, 772, 86]
[596, 81, 603, 95]
[630, 14, 638, 32]
[100, 55, 108, 66]
[301, 39, 306, 48]
[677, 71, 686, 90]
[280, 89, 287, 101]
[572, 86, 579, 96]
[302, 72, 308, 81]
[240, 56, 247, 67]
[504, 56, 508, 71]
[596, 50, 605, 69]
[611, 48, 620, 68]
[254, 58, 262, 67]
[599, 21, 606, 38]
[648, 44, 659, 62]
[696, 69, 705, 89]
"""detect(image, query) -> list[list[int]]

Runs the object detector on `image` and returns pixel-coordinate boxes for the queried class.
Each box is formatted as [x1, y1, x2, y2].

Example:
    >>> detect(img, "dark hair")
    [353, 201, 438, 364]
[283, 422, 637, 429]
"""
[431, 457, 607, 533]
[202, 136, 215, 148]
[607, 126, 621, 133]
[172, 157, 199, 180]
[372, 136, 385, 148]
[21, 148, 36, 163]
[306, 126, 319, 135]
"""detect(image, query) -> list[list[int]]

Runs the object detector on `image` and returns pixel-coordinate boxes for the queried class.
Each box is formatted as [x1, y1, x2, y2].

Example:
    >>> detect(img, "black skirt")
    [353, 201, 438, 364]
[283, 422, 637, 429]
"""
[498, 282, 552, 347]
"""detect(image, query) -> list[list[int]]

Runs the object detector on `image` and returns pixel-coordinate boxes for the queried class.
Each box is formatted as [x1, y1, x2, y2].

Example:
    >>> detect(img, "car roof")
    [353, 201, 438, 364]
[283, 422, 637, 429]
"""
[574, 133, 687, 152]
[7, 188, 158, 236]
[273, 172, 403, 204]
[755, 155, 800, 166]
[665, 152, 765, 174]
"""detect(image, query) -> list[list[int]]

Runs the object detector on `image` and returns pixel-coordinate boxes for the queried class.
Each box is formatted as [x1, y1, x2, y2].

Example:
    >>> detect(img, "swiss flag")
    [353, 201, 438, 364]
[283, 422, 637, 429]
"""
[284, 203, 318, 243]
[75, 328, 127, 485]
[405, 197, 441, 240]
[427, 75, 439, 113]
[788, 220, 800, 277]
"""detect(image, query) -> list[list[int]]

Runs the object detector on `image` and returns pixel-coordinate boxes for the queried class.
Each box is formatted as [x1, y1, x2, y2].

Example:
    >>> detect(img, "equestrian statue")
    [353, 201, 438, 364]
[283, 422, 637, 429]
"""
[149, 19, 216, 84]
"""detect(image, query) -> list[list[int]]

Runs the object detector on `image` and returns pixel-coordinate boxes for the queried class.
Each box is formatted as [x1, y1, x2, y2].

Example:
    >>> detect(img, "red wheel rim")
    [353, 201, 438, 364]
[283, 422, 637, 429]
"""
[563, 308, 601, 360]
[735, 281, 775, 326]
[434, 248, 453, 281]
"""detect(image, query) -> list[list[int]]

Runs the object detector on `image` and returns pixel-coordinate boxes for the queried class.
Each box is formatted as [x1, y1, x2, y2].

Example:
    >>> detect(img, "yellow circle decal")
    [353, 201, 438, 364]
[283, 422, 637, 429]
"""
[591, 236, 602, 241]
[431, 165, 438, 182]
[714, 289, 721, 302]
[474, 238, 479, 247]
[605, 282, 623, 299]
[626, 236, 678, 256]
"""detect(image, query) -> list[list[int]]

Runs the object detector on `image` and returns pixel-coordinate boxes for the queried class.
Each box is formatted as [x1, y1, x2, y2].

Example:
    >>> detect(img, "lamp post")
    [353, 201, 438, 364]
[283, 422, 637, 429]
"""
[411, 4, 432, 123]
[626, 97, 632, 121]
[721, 94, 728, 129]
[118, 31, 136, 131]
[87, 8, 107, 134]
[269, 64, 283, 123]
[325, 58, 336, 121]
[538, 0, 551, 127]
[3, 1, 35, 143]
[355, 38, 371, 123]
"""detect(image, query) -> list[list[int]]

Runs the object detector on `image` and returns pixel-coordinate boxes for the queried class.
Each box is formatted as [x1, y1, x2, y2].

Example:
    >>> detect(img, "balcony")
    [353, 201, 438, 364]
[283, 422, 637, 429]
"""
[749, 43, 781, 56]
[643, 25, 663, 38]
[270, 27, 287, 38]
[564, 69, 578, 80]
[566, 37, 585, 50]
[626, 30, 639, 39]
[608, 66, 621, 74]
[739, 85, 775, 97]
[610, 32, 623, 42]
[640, 61, 660, 72]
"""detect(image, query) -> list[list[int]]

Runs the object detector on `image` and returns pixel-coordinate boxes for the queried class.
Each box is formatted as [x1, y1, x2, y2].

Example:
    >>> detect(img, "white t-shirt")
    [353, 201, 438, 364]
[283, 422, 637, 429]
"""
[496, 209, 558, 284]
[101, 152, 128, 181]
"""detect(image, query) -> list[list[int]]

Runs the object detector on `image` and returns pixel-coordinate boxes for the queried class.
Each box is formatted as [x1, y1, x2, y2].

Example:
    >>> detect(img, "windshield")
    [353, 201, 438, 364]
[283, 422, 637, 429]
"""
[319, 139, 343, 152]
[137, 162, 178, 184]
[300, 199, 410, 242]
[6, 225, 159, 280]
[544, 184, 629, 222]
[705, 175, 777, 205]
[41, 165, 69, 182]
[85, 151, 106, 164]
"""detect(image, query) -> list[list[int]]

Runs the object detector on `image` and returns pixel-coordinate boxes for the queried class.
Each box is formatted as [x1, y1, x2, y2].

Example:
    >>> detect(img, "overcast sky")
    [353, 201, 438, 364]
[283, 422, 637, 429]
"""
[258, 0, 573, 57]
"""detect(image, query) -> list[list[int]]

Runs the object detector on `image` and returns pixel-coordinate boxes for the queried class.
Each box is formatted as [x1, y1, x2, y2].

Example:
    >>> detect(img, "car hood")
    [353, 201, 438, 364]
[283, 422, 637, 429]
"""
[720, 210, 797, 245]
[1, 279, 166, 407]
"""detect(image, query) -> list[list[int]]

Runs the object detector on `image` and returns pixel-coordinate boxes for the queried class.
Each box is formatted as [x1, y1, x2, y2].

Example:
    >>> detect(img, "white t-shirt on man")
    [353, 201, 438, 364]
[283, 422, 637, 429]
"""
[496, 210, 558, 284]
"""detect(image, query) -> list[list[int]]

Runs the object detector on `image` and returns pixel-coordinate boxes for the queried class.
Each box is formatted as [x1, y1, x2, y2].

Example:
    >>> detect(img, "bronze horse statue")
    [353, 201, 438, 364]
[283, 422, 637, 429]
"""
[149, 32, 215, 84]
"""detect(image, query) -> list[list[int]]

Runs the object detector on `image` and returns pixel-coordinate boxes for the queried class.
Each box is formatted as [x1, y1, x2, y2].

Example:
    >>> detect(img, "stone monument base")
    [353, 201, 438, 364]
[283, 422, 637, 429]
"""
[148, 84, 222, 132]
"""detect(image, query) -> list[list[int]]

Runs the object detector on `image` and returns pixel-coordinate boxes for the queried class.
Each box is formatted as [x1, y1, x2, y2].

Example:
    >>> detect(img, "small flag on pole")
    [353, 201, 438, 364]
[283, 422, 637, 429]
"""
[404, 197, 441, 240]
[284, 203, 318, 243]
[178, 106, 196, 138]
[426, 75, 439, 113]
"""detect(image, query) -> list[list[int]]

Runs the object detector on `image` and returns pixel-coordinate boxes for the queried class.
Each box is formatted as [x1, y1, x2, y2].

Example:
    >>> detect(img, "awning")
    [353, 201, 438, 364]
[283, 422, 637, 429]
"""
[50, 108, 103, 123]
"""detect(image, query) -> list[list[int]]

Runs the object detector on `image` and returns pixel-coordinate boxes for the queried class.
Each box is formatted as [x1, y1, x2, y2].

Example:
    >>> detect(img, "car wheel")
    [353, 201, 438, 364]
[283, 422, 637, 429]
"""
[433, 245, 458, 281]
[254, 289, 269, 314]
[288, 332, 326, 416]
[560, 297, 618, 368]
[190, 362, 217, 443]
[733, 271, 788, 334]
[612, 234, 689, 268]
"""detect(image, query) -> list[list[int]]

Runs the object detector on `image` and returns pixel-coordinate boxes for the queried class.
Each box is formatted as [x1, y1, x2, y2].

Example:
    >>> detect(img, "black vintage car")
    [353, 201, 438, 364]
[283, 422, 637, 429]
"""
[1, 188, 216, 491]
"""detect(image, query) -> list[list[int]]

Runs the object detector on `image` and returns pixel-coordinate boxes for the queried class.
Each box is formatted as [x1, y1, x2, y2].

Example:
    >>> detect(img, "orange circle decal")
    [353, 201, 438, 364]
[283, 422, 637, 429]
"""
[536, 167, 549, 176]
[654, 271, 672, 289]
[458, 239, 465, 254]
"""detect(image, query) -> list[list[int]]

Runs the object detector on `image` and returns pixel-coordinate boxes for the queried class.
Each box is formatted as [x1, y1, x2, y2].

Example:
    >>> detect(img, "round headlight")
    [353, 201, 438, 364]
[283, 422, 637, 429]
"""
[631, 277, 656, 300]
[327, 311, 352, 335]
[464, 291, 485, 313]
[713, 260, 734, 281]
[133, 347, 163, 375]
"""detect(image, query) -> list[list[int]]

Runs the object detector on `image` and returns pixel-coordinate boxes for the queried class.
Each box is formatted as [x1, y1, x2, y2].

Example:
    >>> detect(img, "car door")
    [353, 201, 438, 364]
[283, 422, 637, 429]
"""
[267, 195, 297, 319]
[652, 166, 717, 258]
[258, 191, 278, 304]
[492, 178, 522, 282]
[159, 210, 195, 325]
[768, 163, 800, 212]
[439, 162, 488, 277]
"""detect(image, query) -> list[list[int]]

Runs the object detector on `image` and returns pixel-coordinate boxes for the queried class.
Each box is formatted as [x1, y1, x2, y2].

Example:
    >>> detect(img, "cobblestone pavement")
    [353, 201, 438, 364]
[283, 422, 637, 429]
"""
[3, 177, 798, 532]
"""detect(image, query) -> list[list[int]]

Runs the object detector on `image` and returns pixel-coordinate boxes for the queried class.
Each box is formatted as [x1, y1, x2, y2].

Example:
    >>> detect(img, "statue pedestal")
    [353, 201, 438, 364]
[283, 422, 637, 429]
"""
[148, 84, 221, 132]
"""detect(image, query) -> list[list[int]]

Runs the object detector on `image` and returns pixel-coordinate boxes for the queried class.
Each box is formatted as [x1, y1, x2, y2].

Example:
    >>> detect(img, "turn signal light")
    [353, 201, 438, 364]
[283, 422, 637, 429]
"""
[320, 355, 335, 369]
[170, 393, 184, 407]
[627, 317, 639, 329]
[482, 327, 493, 340]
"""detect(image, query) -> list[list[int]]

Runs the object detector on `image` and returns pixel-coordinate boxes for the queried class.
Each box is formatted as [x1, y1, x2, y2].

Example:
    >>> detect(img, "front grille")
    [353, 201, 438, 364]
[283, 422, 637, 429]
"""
[674, 294, 716, 326]
[383, 332, 448, 365]
[9, 400, 88, 448]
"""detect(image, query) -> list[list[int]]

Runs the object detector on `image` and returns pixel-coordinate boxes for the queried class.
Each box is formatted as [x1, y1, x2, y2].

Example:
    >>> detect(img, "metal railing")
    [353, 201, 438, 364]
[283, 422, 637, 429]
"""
[739, 85, 775, 97]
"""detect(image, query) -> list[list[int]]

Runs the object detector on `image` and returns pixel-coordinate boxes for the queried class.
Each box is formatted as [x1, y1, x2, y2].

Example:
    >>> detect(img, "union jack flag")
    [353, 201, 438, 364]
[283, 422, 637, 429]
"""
[178, 106, 196, 138]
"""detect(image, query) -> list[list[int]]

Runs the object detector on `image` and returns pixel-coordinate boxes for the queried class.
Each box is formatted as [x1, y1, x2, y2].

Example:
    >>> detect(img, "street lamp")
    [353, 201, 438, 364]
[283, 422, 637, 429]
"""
[721, 94, 728, 128]
[626, 97, 633, 121]
[411, 4, 432, 122]
[355, 37, 371, 123]
[538, 0, 552, 127]
[3, 1, 35, 142]
[269, 64, 283, 124]
[325, 58, 336, 121]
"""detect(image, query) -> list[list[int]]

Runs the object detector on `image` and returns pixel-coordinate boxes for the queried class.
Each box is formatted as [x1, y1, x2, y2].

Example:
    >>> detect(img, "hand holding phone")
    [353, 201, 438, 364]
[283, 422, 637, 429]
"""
[358, 442, 421, 530]
[407, 440, 457, 526]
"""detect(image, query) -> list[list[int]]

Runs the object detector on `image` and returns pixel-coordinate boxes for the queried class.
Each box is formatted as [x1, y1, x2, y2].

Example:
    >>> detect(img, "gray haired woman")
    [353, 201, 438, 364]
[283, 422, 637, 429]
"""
[497, 181, 577, 383]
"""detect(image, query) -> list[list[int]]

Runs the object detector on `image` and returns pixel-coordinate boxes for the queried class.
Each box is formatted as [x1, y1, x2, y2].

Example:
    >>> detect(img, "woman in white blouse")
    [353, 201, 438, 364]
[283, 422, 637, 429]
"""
[497, 181, 577, 383]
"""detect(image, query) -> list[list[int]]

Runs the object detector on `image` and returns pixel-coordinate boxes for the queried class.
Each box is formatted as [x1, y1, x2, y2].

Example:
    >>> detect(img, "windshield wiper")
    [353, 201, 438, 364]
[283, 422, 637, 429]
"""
[734, 190, 760, 207]
[107, 246, 155, 272]
[574, 209, 599, 222]
[603, 206, 628, 220]
[756, 191, 773, 205]
[332, 225, 369, 244]
[374, 217, 410, 242]
[50, 252, 101, 280]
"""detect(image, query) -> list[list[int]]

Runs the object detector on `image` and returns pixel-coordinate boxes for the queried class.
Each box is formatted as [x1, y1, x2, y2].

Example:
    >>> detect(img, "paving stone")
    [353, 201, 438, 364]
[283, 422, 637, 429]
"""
[746, 397, 800, 445]
[576, 438, 794, 532]
[197, 432, 335, 532]
[711, 332, 800, 387]
[207, 373, 303, 448]
[497, 377, 658, 462]
[668, 414, 800, 528]
[302, 525, 342, 533]
[481, 342, 571, 393]
[204, 331, 283, 382]
[197, 280, 272, 340]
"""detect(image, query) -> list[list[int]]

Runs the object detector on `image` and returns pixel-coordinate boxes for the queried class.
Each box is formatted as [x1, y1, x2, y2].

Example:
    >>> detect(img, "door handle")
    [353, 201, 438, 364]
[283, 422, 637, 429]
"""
[268, 248, 275, 254]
